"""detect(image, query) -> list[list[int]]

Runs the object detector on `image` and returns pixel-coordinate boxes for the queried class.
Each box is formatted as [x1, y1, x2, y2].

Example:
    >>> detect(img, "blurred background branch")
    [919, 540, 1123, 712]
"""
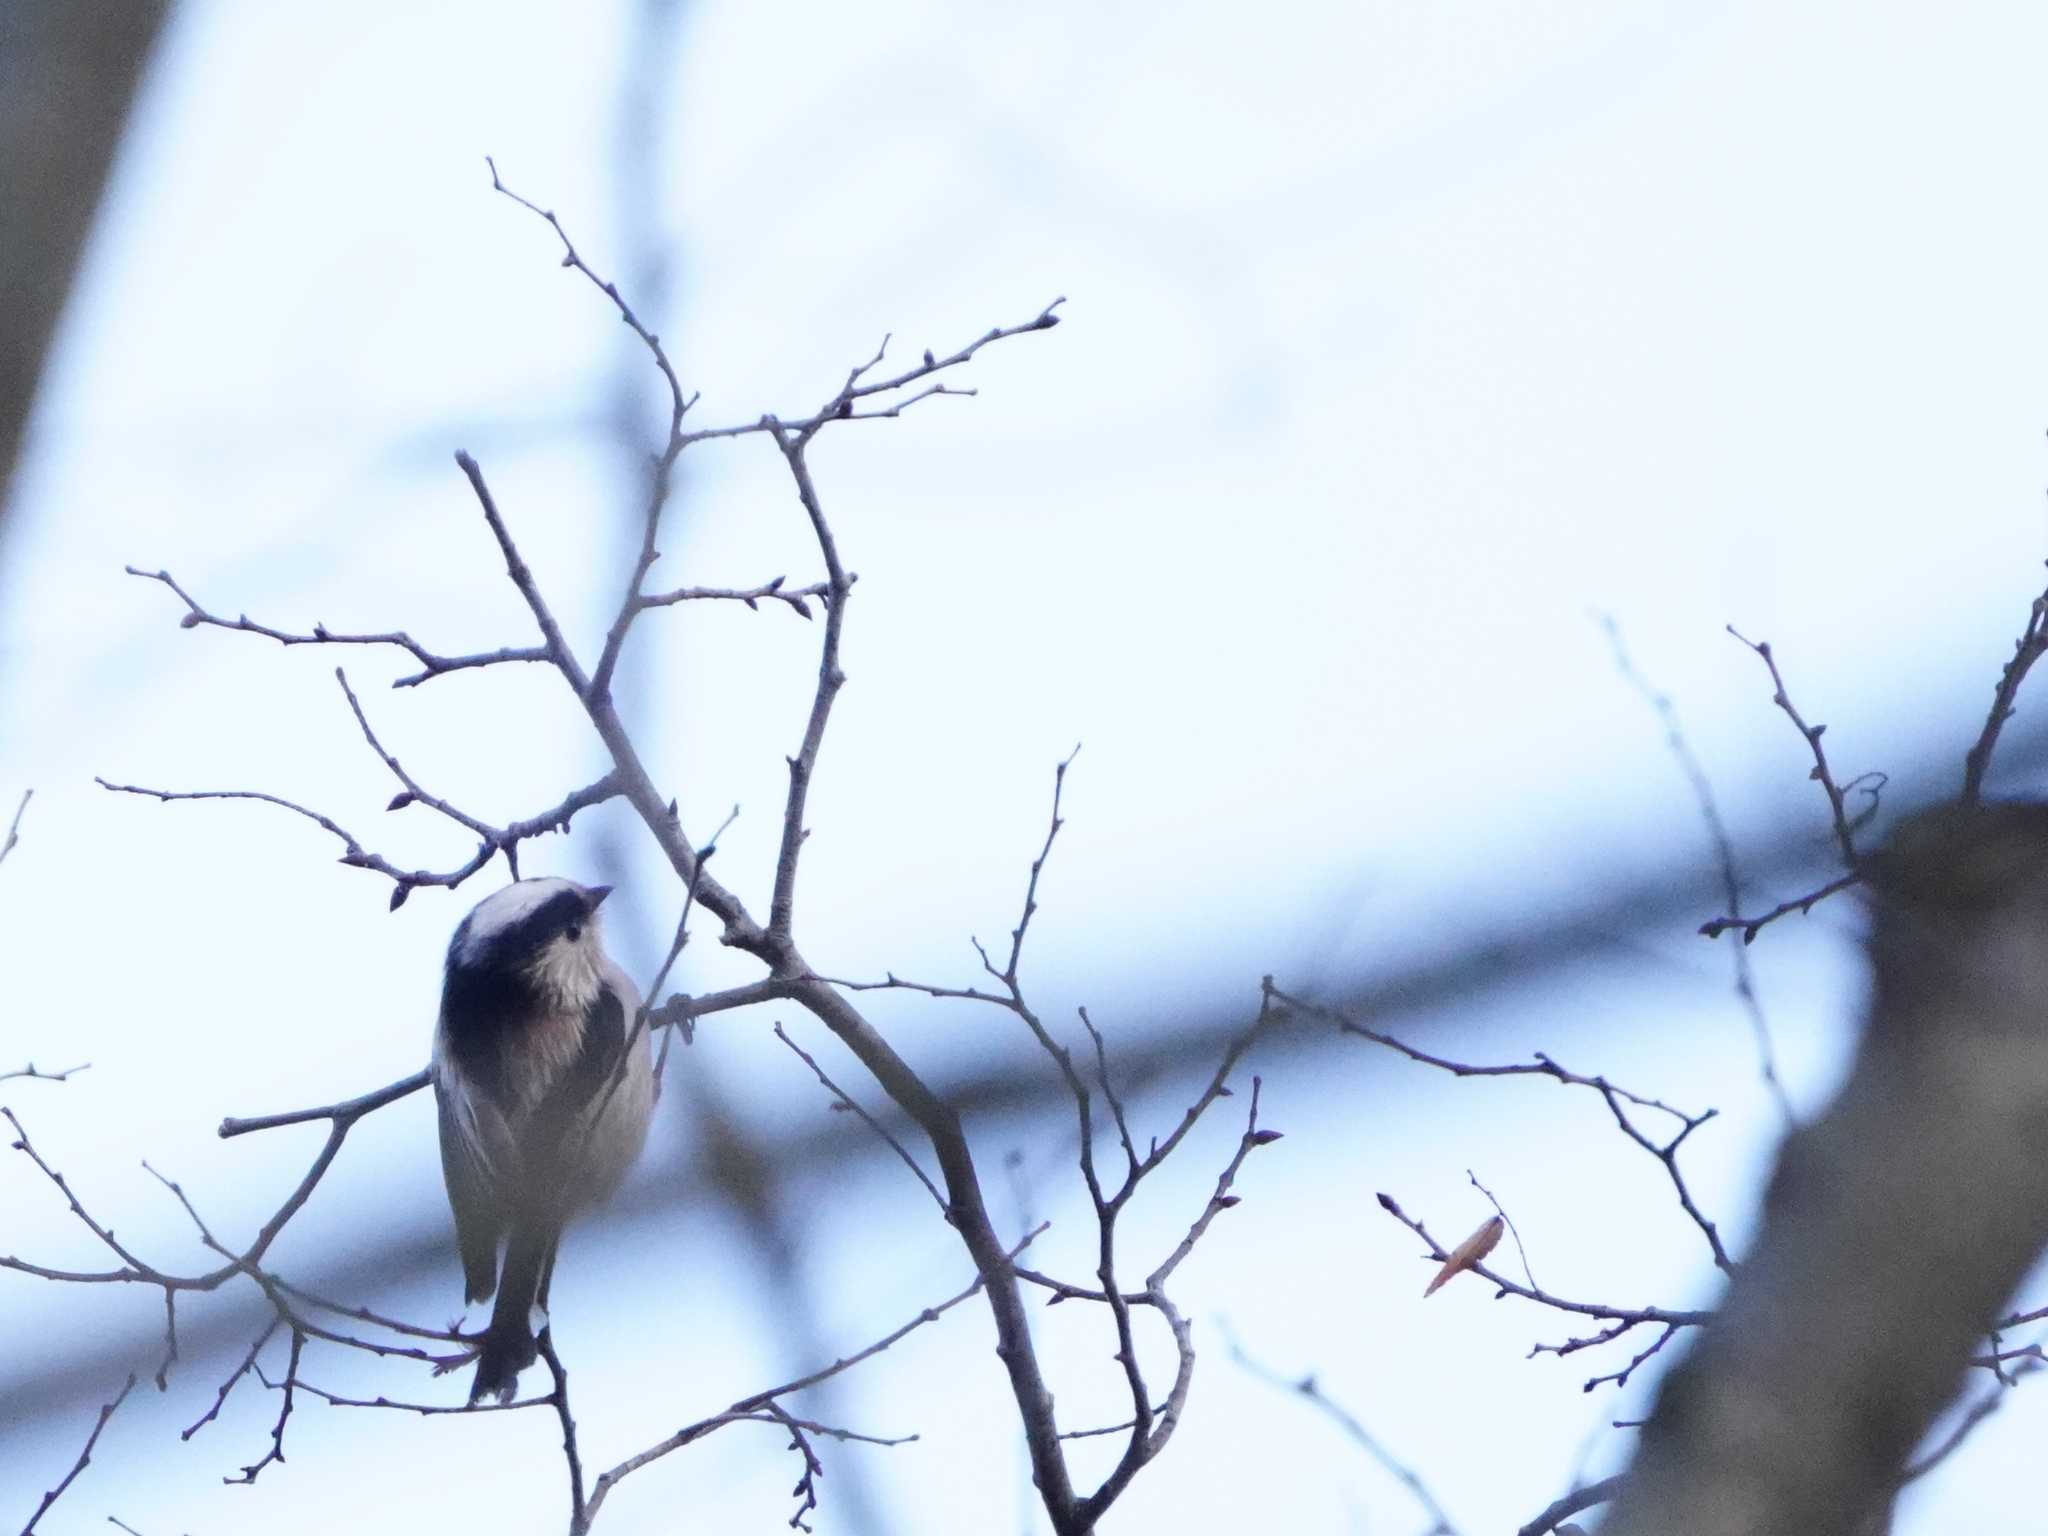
[0, 0, 167, 533]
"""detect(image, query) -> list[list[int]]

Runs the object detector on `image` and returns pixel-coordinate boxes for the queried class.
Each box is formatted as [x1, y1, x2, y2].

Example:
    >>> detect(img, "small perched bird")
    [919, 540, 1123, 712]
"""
[432, 878, 653, 1403]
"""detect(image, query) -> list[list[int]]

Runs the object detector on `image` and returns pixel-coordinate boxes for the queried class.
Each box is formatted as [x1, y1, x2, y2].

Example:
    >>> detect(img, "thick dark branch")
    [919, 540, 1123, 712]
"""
[1604, 803, 2048, 1536]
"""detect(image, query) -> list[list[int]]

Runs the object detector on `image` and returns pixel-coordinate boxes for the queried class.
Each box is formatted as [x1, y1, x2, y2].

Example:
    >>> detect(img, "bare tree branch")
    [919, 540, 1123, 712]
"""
[96, 768, 620, 912]
[1697, 872, 1862, 943]
[1726, 626, 1874, 872]
[1373, 1192, 1711, 1386]
[122, 566, 551, 688]
[19, 1371, 136, 1535]
[1516, 1475, 1625, 1536]
[0, 1061, 88, 1085]
[1962, 567, 2048, 801]
[1228, 1328, 1460, 1536]
[0, 788, 28, 867]
[1279, 982, 1730, 1270]
[578, 1225, 1047, 1530]
[1603, 616, 1792, 1122]
[1603, 802, 2048, 1536]
[773, 1022, 946, 1213]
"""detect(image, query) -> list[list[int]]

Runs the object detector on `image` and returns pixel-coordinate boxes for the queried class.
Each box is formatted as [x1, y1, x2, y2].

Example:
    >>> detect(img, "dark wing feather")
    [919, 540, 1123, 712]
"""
[521, 984, 629, 1205]
[435, 1075, 503, 1305]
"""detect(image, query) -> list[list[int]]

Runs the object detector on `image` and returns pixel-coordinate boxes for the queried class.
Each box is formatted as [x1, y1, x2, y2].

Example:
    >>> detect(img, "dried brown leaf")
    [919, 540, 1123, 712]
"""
[1423, 1214, 1504, 1297]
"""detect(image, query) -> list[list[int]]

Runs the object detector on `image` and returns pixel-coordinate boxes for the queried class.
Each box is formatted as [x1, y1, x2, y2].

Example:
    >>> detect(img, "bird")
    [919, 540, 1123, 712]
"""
[431, 877, 654, 1404]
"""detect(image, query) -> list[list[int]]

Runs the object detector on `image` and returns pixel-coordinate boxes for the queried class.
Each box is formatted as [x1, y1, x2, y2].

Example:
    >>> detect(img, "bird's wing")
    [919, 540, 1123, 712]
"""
[523, 982, 638, 1201]
[434, 1070, 507, 1305]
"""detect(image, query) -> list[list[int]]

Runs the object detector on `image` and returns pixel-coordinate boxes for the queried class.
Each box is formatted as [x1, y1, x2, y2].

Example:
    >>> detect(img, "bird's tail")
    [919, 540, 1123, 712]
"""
[470, 1224, 555, 1404]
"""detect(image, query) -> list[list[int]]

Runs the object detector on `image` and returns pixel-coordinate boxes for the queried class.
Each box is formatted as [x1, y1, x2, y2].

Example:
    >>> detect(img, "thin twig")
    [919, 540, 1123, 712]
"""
[182, 1318, 281, 1440]
[233, 1332, 304, 1484]
[1962, 568, 2048, 802]
[580, 1225, 1048, 1528]
[640, 576, 837, 616]
[773, 1022, 946, 1212]
[1726, 626, 1869, 870]
[218, 1069, 430, 1139]
[98, 768, 619, 913]
[1697, 872, 1863, 943]
[1228, 1330, 1459, 1536]
[540, 1333, 586, 1530]
[641, 805, 740, 1090]
[21, 1373, 136, 1535]
[1602, 615, 1794, 1122]
[1276, 982, 1729, 1269]
[122, 566, 550, 688]
[1467, 1170, 1539, 1292]
[1901, 1358, 2041, 1484]
[1516, 1474, 1626, 1536]
[0, 788, 29, 866]
[1376, 1193, 1711, 1365]
[0, 1061, 90, 1085]
[1271, 983, 1700, 1121]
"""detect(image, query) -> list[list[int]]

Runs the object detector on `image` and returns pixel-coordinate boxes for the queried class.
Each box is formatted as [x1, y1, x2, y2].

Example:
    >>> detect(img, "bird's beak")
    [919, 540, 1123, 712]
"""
[583, 884, 614, 910]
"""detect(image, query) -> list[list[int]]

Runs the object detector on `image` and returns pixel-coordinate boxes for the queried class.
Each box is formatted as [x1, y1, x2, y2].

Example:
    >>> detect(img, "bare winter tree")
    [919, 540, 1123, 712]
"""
[6, 170, 1287, 1536]
[12, 44, 2048, 1535]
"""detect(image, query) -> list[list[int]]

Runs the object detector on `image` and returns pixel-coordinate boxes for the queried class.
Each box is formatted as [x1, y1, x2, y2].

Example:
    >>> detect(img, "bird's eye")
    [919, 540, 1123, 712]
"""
[565, 924, 583, 942]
